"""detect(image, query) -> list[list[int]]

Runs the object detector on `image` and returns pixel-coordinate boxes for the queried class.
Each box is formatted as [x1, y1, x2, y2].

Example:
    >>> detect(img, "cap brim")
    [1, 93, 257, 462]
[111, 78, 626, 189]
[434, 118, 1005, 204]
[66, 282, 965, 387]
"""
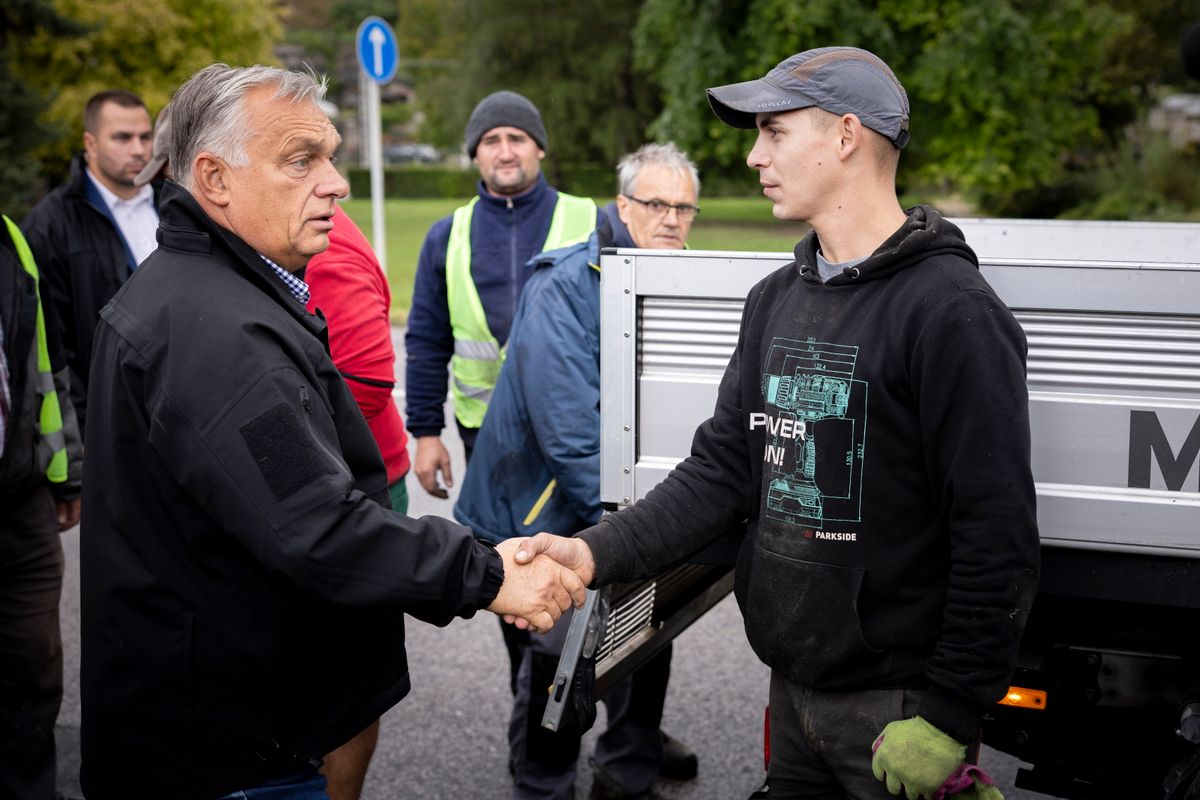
[133, 156, 167, 187]
[706, 78, 815, 128]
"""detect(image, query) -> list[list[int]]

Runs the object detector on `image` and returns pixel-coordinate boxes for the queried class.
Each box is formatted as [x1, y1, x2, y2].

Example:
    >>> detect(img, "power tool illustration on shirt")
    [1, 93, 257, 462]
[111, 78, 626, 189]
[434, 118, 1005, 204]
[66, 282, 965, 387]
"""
[756, 337, 867, 529]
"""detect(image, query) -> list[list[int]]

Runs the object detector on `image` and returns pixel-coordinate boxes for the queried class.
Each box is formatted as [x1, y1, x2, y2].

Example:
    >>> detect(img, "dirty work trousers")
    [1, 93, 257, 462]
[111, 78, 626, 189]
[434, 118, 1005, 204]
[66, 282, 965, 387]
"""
[766, 673, 966, 800]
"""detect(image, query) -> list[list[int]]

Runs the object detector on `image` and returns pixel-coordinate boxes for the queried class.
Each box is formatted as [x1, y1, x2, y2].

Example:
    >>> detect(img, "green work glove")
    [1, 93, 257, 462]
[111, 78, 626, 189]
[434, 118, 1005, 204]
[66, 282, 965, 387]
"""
[871, 716, 966, 800]
[949, 779, 1004, 800]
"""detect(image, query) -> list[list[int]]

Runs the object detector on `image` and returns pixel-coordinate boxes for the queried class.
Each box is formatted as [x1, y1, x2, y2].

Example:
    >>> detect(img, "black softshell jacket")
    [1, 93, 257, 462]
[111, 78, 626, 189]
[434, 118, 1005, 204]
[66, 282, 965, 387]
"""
[580, 206, 1040, 743]
[79, 182, 504, 799]
[21, 153, 161, 432]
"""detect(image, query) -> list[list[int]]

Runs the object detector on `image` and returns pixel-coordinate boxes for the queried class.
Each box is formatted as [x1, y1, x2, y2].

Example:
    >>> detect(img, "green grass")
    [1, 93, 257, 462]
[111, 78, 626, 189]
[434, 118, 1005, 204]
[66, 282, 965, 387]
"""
[340, 196, 805, 323]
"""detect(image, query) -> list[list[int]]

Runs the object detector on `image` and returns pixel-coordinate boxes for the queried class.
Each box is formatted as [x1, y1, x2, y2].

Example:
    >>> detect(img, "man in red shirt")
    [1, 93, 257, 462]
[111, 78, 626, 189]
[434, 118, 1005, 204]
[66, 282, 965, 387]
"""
[305, 206, 410, 799]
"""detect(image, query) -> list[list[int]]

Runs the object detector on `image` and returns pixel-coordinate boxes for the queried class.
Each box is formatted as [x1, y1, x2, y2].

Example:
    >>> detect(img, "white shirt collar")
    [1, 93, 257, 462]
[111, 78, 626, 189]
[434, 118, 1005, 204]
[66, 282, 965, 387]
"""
[86, 167, 154, 212]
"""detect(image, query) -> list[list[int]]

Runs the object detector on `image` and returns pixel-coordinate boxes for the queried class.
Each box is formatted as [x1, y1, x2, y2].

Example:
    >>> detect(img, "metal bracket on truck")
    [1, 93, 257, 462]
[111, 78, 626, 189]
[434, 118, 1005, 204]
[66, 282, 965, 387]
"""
[543, 218, 1200, 799]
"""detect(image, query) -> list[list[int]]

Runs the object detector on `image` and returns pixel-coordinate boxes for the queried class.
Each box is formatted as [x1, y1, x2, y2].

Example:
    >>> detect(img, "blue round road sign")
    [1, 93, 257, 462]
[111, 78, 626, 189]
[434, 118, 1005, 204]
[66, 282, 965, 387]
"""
[356, 16, 399, 85]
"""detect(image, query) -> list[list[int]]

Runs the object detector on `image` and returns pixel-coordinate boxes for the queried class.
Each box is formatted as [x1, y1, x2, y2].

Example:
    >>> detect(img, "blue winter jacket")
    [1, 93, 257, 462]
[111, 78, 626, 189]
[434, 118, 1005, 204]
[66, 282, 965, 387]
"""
[454, 206, 633, 542]
[404, 175, 599, 437]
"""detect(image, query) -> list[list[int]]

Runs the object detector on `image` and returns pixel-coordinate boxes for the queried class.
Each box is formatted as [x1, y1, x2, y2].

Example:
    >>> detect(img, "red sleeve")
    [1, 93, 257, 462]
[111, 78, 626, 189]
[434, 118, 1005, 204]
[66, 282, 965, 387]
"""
[306, 207, 409, 482]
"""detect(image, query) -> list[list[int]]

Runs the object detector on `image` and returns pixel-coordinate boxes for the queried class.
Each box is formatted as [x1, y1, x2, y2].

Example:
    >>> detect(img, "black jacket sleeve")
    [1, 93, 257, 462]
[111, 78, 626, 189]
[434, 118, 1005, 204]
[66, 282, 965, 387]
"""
[910, 287, 1040, 742]
[578, 285, 761, 584]
[146, 359, 504, 625]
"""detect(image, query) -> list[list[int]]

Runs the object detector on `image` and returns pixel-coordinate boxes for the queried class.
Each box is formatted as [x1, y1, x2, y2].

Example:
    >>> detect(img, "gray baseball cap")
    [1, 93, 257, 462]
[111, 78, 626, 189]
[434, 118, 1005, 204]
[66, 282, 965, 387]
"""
[707, 46, 911, 149]
[134, 103, 172, 187]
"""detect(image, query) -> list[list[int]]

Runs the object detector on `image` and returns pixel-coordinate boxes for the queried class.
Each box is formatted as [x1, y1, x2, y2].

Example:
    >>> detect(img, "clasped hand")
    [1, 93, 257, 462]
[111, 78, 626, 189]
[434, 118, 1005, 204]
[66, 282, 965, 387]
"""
[486, 534, 597, 633]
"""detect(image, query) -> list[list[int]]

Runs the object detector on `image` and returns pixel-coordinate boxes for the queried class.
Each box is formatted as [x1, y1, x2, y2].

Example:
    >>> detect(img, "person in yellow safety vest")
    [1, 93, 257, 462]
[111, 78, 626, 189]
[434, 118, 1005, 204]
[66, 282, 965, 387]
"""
[405, 90, 598, 502]
[0, 215, 83, 800]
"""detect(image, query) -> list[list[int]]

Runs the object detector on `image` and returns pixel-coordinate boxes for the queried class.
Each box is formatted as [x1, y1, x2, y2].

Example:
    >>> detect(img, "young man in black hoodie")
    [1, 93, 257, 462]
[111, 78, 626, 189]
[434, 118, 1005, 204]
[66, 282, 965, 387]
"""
[516, 47, 1040, 799]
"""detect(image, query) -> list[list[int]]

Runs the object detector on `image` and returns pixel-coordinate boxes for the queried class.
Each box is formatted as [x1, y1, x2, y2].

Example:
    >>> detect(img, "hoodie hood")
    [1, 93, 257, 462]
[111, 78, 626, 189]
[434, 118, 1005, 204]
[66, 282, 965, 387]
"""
[795, 205, 978, 285]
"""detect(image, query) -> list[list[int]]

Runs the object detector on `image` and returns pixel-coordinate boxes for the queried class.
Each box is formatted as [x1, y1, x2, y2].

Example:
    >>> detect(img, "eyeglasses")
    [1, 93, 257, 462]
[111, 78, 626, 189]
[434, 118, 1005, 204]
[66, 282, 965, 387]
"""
[625, 195, 701, 220]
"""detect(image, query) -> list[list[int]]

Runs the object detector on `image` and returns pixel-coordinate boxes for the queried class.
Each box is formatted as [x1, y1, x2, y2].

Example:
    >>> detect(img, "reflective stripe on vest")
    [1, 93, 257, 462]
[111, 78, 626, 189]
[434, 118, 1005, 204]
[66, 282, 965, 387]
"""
[3, 216, 67, 483]
[445, 192, 596, 428]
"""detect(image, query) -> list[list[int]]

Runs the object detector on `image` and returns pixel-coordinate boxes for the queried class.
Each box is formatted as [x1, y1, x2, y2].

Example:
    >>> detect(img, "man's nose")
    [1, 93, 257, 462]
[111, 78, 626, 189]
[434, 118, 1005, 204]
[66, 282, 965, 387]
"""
[747, 134, 768, 169]
[318, 161, 350, 199]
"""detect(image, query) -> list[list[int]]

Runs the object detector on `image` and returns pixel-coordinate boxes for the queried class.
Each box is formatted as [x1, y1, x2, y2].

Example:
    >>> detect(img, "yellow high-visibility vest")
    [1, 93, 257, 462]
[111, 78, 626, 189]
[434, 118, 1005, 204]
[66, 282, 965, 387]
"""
[3, 215, 67, 483]
[445, 192, 595, 428]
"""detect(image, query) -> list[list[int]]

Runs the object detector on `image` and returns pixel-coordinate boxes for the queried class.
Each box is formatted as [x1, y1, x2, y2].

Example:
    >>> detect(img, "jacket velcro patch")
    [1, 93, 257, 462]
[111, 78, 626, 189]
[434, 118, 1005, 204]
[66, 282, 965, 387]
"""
[240, 401, 337, 501]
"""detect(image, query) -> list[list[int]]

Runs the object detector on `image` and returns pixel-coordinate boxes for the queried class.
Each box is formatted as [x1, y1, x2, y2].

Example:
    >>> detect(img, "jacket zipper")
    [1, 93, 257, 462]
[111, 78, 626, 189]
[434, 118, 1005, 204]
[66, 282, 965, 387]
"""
[509, 196, 517, 326]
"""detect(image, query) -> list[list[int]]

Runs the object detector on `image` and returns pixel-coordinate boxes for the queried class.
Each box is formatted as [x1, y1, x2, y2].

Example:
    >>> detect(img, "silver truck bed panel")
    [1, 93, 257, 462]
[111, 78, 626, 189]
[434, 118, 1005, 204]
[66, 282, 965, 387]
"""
[600, 222, 1200, 557]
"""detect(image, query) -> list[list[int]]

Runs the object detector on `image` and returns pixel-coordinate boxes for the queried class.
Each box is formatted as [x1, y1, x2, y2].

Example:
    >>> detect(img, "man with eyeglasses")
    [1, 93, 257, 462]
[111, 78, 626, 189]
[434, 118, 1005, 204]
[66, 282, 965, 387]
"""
[455, 143, 701, 800]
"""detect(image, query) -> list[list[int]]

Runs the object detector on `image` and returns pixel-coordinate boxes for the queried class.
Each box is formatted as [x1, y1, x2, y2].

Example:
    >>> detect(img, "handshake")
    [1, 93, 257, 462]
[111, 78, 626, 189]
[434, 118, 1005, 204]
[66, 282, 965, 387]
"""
[485, 533, 597, 633]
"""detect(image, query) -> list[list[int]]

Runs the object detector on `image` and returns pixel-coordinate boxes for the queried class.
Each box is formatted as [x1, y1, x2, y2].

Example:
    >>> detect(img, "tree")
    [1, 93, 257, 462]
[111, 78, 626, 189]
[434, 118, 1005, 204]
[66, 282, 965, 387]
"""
[399, 0, 660, 178]
[0, 0, 83, 214]
[13, 0, 283, 189]
[633, 0, 1171, 208]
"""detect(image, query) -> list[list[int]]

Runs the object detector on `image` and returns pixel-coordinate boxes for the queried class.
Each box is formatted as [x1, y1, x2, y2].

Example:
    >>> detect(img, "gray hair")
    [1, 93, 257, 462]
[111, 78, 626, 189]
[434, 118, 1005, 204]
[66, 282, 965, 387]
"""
[616, 142, 700, 198]
[169, 63, 328, 191]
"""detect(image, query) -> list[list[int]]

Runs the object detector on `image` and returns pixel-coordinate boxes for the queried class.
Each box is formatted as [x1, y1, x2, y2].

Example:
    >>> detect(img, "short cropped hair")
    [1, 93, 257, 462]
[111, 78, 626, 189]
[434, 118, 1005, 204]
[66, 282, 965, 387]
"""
[807, 107, 900, 170]
[83, 90, 147, 134]
[616, 142, 700, 198]
[169, 63, 328, 191]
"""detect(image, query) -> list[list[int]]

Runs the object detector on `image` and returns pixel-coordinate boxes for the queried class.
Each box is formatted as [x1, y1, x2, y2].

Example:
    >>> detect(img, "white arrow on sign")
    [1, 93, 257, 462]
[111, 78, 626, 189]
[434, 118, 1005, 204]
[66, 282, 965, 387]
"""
[369, 25, 386, 77]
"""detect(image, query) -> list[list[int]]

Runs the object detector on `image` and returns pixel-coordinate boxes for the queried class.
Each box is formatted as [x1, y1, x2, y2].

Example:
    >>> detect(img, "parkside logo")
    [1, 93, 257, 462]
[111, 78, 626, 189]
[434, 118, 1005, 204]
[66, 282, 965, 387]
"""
[802, 528, 858, 542]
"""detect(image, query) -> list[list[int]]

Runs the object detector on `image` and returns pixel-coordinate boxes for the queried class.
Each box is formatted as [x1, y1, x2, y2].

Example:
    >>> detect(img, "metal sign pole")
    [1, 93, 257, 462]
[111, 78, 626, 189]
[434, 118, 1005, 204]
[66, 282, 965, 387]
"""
[358, 69, 370, 170]
[367, 79, 386, 275]
[355, 15, 399, 277]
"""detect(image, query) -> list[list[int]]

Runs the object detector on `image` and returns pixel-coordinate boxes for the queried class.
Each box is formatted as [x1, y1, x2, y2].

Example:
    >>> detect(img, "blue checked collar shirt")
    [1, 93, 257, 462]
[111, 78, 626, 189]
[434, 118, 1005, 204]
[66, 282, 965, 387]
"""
[260, 255, 310, 305]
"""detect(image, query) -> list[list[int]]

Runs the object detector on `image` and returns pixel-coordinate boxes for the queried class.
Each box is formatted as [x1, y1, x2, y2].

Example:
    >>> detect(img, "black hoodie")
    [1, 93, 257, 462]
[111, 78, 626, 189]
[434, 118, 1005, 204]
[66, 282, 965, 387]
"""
[580, 205, 1040, 742]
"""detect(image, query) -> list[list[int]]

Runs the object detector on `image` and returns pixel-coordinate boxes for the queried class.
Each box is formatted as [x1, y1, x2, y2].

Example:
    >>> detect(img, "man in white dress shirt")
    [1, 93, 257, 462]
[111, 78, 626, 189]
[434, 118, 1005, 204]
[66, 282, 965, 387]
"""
[22, 90, 161, 432]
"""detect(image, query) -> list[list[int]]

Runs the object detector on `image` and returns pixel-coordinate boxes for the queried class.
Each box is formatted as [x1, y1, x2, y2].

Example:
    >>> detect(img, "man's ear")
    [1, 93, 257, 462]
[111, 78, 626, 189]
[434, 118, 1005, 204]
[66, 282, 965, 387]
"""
[83, 131, 97, 160]
[192, 153, 232, 207]
[615, 193, 632, 226]
[536, 148, 546, 162]
[837, 113, 864, 161]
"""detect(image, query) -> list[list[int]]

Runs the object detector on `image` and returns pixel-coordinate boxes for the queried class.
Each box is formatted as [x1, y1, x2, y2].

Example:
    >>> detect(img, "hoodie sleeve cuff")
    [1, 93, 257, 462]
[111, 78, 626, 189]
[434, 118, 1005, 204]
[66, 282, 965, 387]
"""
[916, 685, 983, 746]
[576, 518, 629, 588]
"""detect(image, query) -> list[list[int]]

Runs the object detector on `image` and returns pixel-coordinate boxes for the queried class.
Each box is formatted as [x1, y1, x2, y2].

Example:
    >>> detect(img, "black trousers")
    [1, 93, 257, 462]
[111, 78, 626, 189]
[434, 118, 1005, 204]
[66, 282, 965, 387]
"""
[0, 485, 64, 800]
[457, 421, 479, 464]
[506, 611, 669, 799]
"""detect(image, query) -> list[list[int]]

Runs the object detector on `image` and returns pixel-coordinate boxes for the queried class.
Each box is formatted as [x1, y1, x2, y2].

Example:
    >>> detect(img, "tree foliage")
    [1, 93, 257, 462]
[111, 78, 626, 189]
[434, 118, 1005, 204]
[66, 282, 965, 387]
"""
[633, 0, 1190, 208]
[398, 0, 659, 183]
[13, 0, 283, 188]
[0, 0, 83, 214]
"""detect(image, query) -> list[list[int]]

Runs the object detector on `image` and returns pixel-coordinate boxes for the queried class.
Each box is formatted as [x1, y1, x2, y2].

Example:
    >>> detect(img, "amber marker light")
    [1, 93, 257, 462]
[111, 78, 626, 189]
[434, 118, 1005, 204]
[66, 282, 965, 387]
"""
[998, 686, 1048, 710]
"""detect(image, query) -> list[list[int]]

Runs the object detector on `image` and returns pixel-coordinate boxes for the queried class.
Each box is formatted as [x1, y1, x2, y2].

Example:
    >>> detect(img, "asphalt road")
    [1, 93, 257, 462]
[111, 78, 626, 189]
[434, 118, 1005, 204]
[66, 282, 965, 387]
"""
[53, 328, 1063, 799]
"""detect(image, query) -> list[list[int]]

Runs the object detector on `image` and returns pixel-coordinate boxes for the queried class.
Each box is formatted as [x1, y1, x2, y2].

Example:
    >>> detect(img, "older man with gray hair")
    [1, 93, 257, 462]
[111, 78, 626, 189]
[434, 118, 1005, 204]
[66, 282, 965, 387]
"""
[455, 142, 702, 800]
[79, 63, 586, 800]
